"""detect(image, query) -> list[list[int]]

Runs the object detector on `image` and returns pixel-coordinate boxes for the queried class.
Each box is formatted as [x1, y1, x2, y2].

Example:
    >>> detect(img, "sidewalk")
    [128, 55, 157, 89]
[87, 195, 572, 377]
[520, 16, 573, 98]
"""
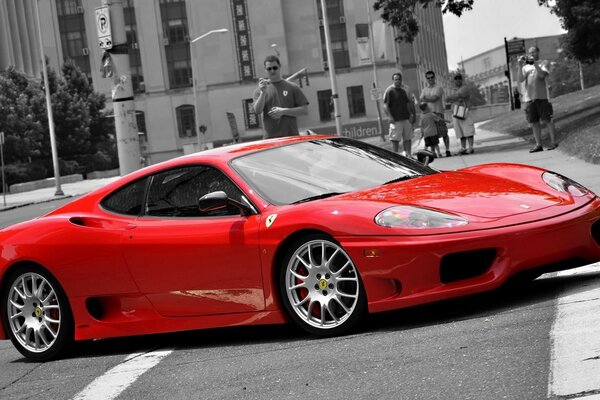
[0, 176, 119, 212]
[363, 123, 600, 195]
[2, 124, 600, 214]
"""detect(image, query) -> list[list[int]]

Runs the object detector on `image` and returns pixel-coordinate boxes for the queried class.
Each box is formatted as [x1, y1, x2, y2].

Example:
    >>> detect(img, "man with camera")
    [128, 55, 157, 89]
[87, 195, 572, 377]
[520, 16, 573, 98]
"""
[517, 46, 558, 153]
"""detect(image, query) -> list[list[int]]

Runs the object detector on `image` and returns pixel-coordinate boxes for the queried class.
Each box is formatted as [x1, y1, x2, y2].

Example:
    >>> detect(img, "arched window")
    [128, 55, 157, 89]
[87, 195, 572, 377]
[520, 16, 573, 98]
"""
[176, 105, 196, 138]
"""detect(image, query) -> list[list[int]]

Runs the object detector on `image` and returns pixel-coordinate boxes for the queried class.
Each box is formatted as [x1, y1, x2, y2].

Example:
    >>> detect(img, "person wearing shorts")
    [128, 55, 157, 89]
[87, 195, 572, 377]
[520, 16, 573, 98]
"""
[419, 102, 442, 158]
[517, 46, 558, 153]
[383, 72, 415, 157]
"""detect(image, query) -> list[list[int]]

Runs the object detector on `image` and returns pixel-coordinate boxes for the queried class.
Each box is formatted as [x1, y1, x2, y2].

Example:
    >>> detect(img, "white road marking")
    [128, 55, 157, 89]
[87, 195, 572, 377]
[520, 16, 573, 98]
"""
[72, 348, 174, 400]
[548, 263, 600, 399]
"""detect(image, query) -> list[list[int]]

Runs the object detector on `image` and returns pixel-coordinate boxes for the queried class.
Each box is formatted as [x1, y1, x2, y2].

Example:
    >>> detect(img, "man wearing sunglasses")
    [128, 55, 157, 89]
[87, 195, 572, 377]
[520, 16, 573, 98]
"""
[420, 70, 451, 157]
[253, 55, 309, 138]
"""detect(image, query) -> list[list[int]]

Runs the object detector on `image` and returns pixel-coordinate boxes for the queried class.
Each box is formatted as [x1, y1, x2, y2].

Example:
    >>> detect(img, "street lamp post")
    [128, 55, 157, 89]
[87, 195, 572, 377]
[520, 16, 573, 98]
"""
[366, 0, 385, 141]
[34, 0, 63, 196]
[190, 28, 228, 151]
[270, 43, 280, 57]
[320, 0, 342, 136]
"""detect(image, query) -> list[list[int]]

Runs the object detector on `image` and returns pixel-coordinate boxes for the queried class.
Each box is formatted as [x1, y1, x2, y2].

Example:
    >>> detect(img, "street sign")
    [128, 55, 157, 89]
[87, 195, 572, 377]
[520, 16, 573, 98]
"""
[370, 87, 382, 101]
[507, 39, 525, 56]
[95, 6, 113, 50]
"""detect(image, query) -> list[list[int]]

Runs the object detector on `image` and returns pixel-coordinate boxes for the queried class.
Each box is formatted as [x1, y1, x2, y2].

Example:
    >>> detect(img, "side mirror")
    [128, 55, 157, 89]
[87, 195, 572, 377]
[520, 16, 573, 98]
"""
[198, 191, 255, 216]
[414, 149, 435, 166]
[198, 191, 228, 212]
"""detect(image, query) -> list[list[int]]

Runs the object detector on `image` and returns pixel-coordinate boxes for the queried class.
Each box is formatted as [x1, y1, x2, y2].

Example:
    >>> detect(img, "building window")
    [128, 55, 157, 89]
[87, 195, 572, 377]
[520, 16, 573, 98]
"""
[317, 89, 333, 122]
[136, 111, 147, 143]
[124, 0, 144, 93]
[56, 0, 91, 78]
[317, 0, 350, 70]
[176, 105, 196, 138]
[347, 86, 365, 118]
[483, 57, 491, 70]
[159, 0, 191, 89]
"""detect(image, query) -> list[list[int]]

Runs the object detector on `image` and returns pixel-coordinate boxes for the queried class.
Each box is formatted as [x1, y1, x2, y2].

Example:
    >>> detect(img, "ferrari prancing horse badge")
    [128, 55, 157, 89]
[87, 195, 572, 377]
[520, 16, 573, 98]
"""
[266, 214, 277, 228]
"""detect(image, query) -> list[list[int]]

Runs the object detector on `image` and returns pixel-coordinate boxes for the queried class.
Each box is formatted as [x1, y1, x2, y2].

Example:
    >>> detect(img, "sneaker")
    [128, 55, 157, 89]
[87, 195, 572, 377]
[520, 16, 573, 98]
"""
[529, 146, 543, 153]
[547, 143, 558, 150]
[445, 150, 452, 157]
[459, 148, 468, 155]
[467, 148, 474, 154]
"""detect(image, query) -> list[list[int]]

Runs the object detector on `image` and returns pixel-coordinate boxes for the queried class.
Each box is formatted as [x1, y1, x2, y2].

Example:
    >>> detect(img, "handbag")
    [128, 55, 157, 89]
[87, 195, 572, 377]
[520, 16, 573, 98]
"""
[452, 103, 469, 120]
[435, 118, 448, 136]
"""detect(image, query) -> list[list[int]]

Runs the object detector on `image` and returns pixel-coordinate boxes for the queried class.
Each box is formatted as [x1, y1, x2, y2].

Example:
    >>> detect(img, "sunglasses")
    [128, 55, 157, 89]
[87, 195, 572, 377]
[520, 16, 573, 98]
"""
[266, 66, 279, 71]
[426, 76, 435, 79]
[454, 76, 463, 80]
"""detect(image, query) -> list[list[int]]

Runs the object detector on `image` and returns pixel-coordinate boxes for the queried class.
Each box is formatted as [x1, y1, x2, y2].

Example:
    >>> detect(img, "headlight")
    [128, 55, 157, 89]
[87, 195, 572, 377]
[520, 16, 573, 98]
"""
[375, 206, 468, 229]
[542, 172, 589, 197]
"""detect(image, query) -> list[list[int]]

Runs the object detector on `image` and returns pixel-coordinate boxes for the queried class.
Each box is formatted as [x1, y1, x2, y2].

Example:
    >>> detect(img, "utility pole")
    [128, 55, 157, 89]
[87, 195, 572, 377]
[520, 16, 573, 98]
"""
[35, 0, 63, 196]
[366, 0, 384, 141]
[320, 0, 342, 136]
[504, 37, 515, 111]
[97, 0, 141, 175]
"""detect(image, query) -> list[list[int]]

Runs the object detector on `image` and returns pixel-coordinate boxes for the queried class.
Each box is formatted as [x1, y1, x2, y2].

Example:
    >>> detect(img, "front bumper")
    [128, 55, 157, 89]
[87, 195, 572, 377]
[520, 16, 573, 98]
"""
[338, 198, 600, 313]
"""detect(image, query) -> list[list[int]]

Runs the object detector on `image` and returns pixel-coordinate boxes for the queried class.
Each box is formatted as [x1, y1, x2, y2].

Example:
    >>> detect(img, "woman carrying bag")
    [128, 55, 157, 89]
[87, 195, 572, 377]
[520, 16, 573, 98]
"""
[446, 73, 475, 155]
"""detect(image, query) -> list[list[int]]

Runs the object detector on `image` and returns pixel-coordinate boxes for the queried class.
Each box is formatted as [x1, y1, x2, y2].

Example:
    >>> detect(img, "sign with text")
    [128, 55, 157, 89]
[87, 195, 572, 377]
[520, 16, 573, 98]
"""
[506, 39, 525, 56]
[95, 6, 113, 50]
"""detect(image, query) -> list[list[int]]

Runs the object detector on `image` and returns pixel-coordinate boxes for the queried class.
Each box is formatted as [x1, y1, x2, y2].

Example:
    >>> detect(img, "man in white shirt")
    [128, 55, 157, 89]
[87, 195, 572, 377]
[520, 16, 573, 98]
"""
[517, 46, 558, 153]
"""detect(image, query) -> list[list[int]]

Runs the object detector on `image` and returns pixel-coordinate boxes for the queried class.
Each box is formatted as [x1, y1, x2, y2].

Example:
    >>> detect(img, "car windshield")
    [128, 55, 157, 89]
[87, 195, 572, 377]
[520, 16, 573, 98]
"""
[230, 137, 437, 205]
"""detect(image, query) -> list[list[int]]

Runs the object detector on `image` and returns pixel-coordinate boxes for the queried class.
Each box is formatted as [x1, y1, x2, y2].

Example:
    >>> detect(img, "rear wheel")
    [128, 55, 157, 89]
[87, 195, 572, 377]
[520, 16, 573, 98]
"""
[280, 234, 366, 336]
[2, 266, 73, 361]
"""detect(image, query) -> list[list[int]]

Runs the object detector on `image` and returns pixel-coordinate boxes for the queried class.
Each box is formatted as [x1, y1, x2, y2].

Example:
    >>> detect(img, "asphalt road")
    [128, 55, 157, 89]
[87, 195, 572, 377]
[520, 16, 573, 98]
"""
[1, 202, 599, 399]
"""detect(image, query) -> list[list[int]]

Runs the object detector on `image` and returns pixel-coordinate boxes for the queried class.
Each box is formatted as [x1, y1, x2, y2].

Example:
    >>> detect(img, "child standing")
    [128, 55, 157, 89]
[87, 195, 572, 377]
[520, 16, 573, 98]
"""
[419, 103, 443, 158]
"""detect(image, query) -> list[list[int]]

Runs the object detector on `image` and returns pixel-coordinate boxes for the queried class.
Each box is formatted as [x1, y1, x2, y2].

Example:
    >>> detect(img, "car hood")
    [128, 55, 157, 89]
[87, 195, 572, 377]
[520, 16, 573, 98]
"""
[336, 170, 564, 219]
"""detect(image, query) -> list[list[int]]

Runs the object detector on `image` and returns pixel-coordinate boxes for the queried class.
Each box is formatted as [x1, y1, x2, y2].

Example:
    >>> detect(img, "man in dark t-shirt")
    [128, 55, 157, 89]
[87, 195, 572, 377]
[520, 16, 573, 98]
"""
[383, 72, 415, 157]
[253, 55, 309, 138]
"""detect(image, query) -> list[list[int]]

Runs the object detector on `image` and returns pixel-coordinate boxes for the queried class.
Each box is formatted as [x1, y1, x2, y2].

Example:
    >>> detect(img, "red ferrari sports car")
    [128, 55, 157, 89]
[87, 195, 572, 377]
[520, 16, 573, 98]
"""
[2, 135, 600, 361]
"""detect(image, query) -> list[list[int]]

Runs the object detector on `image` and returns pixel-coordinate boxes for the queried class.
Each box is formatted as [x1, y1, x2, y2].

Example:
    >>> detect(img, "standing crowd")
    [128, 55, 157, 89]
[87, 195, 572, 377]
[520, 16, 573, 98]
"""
[252, 47, 558, 159]
[382, 69, 477, 159]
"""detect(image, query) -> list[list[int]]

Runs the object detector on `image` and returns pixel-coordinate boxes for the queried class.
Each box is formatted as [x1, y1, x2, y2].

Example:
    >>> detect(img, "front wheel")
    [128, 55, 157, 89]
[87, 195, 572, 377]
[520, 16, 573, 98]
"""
[280, 234, 366, 336]
[2, 266, 73, 361]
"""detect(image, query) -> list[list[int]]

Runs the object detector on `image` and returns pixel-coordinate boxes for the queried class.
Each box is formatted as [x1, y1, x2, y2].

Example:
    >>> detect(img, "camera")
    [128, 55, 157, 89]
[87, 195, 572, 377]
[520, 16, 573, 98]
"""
[519, 55, 535, 64]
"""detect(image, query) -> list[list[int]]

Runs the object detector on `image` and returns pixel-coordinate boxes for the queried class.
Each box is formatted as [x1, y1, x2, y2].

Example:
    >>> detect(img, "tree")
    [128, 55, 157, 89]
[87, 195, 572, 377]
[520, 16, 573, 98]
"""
[0, 67, 46, 164]
[375, 0, 600, 62]
[0, 60, 117, 186]
[538, 0, 600, 62]
[373, 0, 474, 43]
[50, 59, 117, 173]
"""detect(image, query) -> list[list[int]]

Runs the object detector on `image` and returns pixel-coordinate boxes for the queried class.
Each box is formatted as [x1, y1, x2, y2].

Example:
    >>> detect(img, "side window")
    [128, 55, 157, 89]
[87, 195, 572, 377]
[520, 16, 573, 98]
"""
[145, 166, 245, 217]
[101, 177, 148, 216]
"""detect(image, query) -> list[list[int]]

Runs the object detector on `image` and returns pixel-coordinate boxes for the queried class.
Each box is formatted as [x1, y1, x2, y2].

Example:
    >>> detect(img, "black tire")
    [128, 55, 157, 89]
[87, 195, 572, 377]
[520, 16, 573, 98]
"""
[279, 234, 367, 336]
[2, 265, 74, 361]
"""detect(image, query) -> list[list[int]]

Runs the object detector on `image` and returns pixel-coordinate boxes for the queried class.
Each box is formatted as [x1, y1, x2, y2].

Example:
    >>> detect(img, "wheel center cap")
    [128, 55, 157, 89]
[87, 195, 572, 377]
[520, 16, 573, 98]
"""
[318, 279, 328, 290]
[34, 307, 42, 318]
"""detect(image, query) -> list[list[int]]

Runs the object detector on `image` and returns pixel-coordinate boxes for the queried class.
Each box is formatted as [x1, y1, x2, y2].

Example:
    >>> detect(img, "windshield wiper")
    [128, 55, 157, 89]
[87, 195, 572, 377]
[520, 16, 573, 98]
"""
[292, 192, 345, 204]
[383, 175, 420, 185]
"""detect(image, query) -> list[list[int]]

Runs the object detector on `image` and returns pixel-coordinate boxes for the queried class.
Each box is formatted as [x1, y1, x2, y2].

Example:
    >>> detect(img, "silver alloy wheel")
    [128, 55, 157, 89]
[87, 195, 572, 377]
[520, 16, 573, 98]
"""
[284, 239, 360, 329]
[6, 272, 62, 354]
